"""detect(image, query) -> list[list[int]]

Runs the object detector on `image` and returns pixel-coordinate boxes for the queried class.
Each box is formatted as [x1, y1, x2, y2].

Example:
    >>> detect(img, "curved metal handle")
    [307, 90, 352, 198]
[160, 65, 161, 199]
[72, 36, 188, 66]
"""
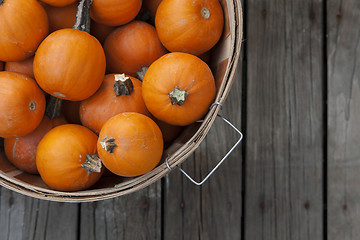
[165, 113, 243, 186]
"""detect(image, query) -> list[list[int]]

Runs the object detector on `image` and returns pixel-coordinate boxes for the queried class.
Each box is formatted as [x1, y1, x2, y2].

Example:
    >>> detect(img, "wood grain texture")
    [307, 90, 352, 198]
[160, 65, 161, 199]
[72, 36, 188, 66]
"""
[245, 0, 324, 239]
[0, 188, 78, 240]
[162, 49, 244, 240]
[327, 1, 360, 239]
[79, 182, 161, 240]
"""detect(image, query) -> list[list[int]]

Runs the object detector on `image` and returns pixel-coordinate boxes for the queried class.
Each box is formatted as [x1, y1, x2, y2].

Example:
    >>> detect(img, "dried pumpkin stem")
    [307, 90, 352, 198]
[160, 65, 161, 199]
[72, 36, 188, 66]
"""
[113, 74, 134, 96]
[73, 0, 92, 33]
[168, 86, 188, 106]
[100, 137, 117, 153]
[45, 96, 63, 120]
[136, 66, 149, 81]
[81, 154, 102, 174]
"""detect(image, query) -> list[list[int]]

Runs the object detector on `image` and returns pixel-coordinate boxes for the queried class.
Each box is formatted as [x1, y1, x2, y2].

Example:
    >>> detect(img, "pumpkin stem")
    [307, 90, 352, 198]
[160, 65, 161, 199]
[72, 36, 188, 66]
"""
[113, 74, 134, 96]
[81, 154, 102, 174]
[45, 96, 63, 120]
[29, 101, 37, 111]
[73, 0, 92, 33]
[168, 87, 188, 106]
[201, 8, 211, 19]
[136, 66, 149, 81]
[100, 137, 117, 153]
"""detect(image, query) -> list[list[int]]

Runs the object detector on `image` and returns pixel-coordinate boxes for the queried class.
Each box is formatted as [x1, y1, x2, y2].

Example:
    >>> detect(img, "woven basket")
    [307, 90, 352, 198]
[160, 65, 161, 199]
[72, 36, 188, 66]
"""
[0, 0, 243, 202]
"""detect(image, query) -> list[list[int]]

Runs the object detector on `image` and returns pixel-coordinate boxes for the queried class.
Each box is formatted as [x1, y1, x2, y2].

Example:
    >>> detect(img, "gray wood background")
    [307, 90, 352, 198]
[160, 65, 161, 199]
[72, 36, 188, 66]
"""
[1, 0, 360, 239]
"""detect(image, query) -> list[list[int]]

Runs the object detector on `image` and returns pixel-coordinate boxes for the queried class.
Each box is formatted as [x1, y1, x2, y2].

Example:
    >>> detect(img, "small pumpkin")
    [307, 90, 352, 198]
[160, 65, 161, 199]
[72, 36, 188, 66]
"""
[97, 112, 163, 177]
[104, 21, 167, 79]
[90, 0, 142, 26]
[33, 0, 106, 101]
[142, 52, 216, 126]
[36, 124, 103, 191]
[40, 0, 76, 7]
[0, 0, 49, 61]
[155, 0, 224, 55]
[4, 116, 67, 174]
[80, 74, 149, 134]
[0, 72, 46, 138]
[41, 1, 77, 33]
[5, 56, 34, 79]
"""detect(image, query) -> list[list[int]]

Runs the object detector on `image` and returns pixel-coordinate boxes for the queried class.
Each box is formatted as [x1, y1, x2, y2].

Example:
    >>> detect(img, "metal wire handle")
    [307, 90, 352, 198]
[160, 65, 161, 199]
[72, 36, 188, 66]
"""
[165, 112, 243, 186]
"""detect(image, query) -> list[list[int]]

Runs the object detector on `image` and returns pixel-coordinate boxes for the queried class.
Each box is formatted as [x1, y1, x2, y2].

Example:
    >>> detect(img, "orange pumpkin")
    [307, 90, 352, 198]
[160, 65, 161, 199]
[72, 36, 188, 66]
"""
[97, 112, 163, 177]
[0, 72, 46, 138]
[36, 124, 103, 191]
[90, 0, 142, 26]
[0, 0, 48, 61]
[142, 52, 216, 126]
[33, 29, 106, 101]
[90, 20, 116, 45]
[104, 21, 167, 79]
[155, 0, 223, 55]
[40, 0, 76, 7]
[41, 1, 77, 33]
[34, 0, 106, 101]
[80, 74, 150, 134]
[5, 56, 34, 79]
[4, 116, 67, 174]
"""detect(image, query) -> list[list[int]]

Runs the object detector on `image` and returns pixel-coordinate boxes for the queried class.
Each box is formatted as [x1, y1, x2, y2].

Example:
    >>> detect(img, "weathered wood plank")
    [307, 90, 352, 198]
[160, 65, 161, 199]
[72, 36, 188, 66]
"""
[162, 50, 244, 240]
[327, 1, 360, 239]
[0, 188, 79, 240]
[245, 0, 324, 239]
[79, 182, 161, 240]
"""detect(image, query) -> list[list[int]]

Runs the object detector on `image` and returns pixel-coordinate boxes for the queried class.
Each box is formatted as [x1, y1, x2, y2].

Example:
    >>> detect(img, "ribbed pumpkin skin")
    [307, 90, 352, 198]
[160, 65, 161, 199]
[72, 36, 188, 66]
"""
[36, 124, 103, 191]
[104, 21, 167, 76]
[142, 52, 216, 126]
[97, 112, 163, 177]
[80, 74, 149, 134]
[4, 116, 67, 174]
[155, 0, 224, 55]
[5, 56, 34, 79]
[90, 0, 142, 26]
[0, 72, 46, 138]
[0, 0, 49, 61]
[33, 29, 106, 101]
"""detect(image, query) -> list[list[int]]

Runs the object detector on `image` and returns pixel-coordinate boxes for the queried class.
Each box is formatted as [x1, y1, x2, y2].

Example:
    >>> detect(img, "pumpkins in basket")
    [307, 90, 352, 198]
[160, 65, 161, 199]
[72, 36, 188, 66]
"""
[0, 0, 238, 197]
